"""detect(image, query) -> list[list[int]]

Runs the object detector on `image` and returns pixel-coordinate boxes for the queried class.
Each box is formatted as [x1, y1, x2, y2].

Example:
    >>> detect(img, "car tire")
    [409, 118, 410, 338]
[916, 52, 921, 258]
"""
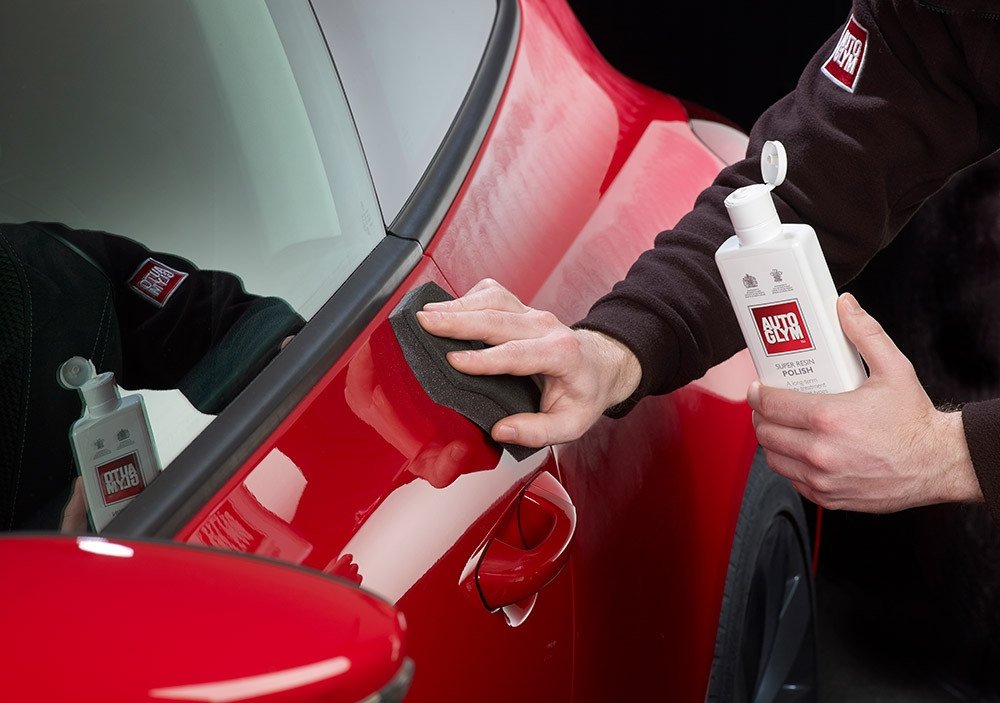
[707, 448, 819, 703]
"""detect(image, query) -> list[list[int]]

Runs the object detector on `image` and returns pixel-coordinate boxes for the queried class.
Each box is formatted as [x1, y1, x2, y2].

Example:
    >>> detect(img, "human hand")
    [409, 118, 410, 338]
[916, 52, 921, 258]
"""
[748, 293, 983, 512]
[415, 278, 641, 448]
[60, 478, 88, 533]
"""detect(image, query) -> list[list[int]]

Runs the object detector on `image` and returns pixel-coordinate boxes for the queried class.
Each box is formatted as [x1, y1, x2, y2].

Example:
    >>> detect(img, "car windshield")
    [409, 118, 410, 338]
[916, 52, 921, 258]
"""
[0, 0, 382, 531]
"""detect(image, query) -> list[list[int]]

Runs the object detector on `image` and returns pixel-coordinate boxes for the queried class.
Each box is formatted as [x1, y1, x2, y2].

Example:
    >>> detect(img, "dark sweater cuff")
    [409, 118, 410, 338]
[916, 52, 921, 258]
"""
[961, 399, 1000, 523]
[573, 302, 682, 418]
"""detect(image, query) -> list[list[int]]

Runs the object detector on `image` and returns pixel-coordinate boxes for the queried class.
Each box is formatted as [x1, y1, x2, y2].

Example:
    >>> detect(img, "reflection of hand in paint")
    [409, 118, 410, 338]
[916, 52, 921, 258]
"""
[405, 437, 501, 489]
[326, 552, 363, 586]
[345, 323, 501, 490]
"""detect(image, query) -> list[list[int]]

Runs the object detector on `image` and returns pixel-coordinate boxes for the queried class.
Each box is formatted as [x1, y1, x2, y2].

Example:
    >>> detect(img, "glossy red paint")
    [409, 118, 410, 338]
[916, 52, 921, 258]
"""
[176, 0, 758, 700]
[179, 259, 576, 701]
[0, 535, 405, 703]
[426, 0, 759, 699]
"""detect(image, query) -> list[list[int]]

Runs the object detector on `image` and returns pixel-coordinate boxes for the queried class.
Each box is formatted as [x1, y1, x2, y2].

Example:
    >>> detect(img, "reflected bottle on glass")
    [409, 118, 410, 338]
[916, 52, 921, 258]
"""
[59, 357, 162, 531]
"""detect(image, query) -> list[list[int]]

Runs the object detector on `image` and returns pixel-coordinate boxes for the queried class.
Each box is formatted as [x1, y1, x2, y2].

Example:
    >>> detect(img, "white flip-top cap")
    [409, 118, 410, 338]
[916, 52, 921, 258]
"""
[761, 140, 787, 186]
[58, 356, 96, 390]
[80, 372, 120, 416]
[59, 357, 120, 416]
[724, 140, 788, 245]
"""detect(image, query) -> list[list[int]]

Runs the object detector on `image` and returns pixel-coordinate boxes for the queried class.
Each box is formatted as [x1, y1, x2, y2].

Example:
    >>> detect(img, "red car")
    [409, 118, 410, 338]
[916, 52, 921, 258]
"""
[1, 0, 816, 701]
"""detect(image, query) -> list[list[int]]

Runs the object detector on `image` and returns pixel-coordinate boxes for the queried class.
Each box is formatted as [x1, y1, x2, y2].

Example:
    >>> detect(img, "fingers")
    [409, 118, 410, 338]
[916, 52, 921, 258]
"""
[416, 308, 557, 346]
[415, 279, 576, 379]
[409, 277, 606, 450]
[492, 409, 591, 448]
[446, 334, 575, 377]
[760, 450, 830, 505]
[422, 278, 528, 314]
[752, 413, 818, 464]
[761, 449, 814, 484]
[837, 293, 910, 377]
[747, 381, 822, 429]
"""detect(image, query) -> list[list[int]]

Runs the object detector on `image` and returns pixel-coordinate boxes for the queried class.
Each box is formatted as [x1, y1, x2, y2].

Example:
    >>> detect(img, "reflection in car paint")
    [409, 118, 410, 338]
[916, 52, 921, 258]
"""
[688, 352, 758, 402]
[148, 656, 352, 701]
[244, 448, 308, 522]
[185, 313, 550, 610]
[345, 323, 503, 490]
[333, 319, 553, 605]
[76, 536, 135, 558]
[332, 449, 549, 605]
[191, 447, 317, 562]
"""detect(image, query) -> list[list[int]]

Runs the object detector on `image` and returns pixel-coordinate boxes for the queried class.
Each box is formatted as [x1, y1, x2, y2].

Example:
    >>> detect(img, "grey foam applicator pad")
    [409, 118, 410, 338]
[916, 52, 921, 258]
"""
[389, 282, 542, 461]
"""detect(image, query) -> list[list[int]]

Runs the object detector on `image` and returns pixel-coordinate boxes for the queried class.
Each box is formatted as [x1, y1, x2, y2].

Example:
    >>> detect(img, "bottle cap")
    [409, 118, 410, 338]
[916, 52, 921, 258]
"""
[80, 373, 120, 416]
[725, 183, 781, 244]
[761, 140, 787, 187]
[58, 357, 96, 390]
[724, 140, 788, 245]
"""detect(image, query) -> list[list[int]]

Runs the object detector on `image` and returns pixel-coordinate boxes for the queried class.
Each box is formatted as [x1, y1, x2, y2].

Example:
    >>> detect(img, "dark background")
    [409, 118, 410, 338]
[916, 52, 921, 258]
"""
[567, 0, 853, 130]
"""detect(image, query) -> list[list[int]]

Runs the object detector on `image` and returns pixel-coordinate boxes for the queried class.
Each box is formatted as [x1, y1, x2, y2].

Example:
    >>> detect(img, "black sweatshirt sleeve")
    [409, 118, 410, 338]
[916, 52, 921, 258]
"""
[577, 0, 1000, 406]
[964, 399, 1000, 522]
[41, 222, 304, 411]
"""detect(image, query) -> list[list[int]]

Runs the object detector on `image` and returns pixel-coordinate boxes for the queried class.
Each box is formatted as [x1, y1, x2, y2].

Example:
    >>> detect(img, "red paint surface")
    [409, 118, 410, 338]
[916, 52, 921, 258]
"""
[0, 535, 405, 703]
[428, 1, 756, 698]
[172, 0, 757, 701]
[177, 258, 576, 700]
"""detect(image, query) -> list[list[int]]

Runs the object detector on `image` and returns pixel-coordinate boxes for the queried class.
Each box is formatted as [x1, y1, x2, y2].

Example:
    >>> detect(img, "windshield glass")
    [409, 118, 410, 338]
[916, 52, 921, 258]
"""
[0, 0, 382, 531]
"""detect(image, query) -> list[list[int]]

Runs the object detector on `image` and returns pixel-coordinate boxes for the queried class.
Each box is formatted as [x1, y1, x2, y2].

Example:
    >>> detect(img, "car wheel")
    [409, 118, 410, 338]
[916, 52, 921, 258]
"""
[708, 448, 818, 703]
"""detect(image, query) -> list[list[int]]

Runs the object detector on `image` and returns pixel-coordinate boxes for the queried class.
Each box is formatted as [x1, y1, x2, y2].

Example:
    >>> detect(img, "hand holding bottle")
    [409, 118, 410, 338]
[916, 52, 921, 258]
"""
[748, 294, 983, 512]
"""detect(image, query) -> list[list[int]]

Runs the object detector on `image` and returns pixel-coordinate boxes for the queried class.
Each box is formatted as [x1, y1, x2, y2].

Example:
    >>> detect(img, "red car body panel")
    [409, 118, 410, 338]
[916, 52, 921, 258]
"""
[173, 0, 759, 700]
[177, 259, 578, 700]
[2, 536, 406, 703]
[428, 1, 759, 697]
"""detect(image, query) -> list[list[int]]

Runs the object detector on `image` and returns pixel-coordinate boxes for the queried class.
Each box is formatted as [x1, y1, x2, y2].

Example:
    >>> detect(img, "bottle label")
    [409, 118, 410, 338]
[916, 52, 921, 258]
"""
[718, 246, 852, 394]
[750, 300, 814, 355]
[96, 452, 146, 506]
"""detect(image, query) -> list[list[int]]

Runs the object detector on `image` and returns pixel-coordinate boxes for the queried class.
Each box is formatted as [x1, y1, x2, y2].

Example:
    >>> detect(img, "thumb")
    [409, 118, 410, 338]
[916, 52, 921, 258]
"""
[837, 293, 907, 376]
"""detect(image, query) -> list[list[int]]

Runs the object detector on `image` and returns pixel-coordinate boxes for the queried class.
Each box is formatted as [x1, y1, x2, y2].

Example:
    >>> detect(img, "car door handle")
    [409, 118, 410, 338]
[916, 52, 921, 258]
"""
[476, 471, 577, 610]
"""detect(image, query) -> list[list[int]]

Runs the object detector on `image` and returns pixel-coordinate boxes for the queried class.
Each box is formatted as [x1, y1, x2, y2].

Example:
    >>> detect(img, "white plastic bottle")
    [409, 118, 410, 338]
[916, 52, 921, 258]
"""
[715, 141, 867, 394]
[59, 357, 162, 531]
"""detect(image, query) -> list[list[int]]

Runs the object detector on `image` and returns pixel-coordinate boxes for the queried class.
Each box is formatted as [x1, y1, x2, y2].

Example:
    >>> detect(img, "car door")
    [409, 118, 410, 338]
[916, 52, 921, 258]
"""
[94, 1, 577, 700]
[168, 261, 578, 702]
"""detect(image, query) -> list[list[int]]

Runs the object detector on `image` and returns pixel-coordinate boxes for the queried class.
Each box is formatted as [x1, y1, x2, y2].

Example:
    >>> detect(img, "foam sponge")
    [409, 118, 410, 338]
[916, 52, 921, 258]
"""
[390, 282, 542, 461]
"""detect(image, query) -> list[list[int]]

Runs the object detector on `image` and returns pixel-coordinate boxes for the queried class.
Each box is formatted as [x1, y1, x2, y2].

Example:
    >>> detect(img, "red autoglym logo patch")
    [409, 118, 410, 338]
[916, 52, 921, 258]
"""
[751, 300, 815, 356]
[97, 452, 145, 506]
[821, 15, 868, 92]
[128, 258, 188, 307]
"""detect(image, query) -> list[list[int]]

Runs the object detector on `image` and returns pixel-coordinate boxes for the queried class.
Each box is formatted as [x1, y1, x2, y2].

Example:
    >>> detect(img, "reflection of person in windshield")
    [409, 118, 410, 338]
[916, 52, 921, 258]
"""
[2, 221, 304, 531]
